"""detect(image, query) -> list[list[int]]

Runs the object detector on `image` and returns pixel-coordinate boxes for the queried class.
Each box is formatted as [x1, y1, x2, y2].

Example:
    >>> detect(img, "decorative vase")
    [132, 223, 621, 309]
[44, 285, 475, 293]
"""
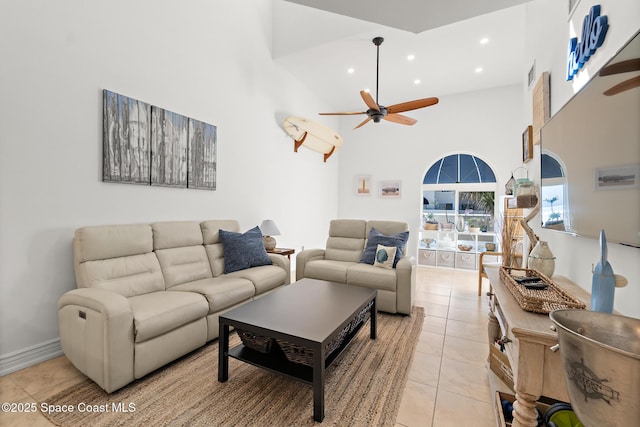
[528, 240, 555, 277]
[591, 230, 615, 313]
[456, 216, 465, 232]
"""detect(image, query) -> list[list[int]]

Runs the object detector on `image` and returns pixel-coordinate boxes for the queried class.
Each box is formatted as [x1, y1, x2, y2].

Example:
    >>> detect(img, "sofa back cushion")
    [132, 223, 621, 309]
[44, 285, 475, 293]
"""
[73, 224, 165, 297]
[201, 220, 240, 277]
[324, 219, 367, 262]
[152, 221, 213, 288]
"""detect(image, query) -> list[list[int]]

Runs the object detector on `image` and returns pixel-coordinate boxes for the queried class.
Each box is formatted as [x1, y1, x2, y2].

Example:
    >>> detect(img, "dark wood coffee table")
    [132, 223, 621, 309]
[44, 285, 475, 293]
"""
[218, 278, 377, 422]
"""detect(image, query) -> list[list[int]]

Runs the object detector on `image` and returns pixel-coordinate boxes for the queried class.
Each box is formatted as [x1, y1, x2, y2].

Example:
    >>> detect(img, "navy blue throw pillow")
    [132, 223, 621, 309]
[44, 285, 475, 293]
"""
[360, 227, 409, 268]
[219, 226, 272, 273]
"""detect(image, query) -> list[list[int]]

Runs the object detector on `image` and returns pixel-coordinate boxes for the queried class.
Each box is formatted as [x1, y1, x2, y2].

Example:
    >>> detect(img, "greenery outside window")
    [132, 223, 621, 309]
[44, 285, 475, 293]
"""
[422, 154, 497, 232]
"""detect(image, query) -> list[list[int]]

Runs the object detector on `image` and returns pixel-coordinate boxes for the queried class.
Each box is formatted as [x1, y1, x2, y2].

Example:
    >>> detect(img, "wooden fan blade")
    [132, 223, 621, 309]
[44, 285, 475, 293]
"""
[384, 113, 417, 126]
[604, 75, 640, 96]
[599, 58, 640, 76]
[354, 117, 372, 129]
[319, 111, 366, 115]
[360, 91, 380, 111]
[387, 97, 439, 114]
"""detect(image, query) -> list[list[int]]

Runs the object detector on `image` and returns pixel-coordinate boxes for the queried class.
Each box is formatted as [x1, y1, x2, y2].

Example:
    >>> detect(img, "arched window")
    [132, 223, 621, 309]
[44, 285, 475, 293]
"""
[541, 153, 568, 229]
[541, 153, 564, 179]
[420, 154, 499, 269]
[422, 154, 496, 237]
[423, 154, 496, 184]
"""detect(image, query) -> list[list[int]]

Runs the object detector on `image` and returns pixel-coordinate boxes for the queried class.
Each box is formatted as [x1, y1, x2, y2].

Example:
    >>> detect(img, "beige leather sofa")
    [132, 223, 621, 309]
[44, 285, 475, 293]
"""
[296, 219, 415, 315]
[58, 220, 290, 393]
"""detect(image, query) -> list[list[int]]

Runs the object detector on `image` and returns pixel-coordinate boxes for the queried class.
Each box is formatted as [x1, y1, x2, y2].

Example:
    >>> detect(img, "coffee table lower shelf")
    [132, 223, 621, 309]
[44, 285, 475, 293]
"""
[227, 317, 370, 385]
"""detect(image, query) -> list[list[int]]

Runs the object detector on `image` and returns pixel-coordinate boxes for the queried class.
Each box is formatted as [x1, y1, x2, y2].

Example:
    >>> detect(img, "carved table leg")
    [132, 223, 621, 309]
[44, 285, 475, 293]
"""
[512, 390, 540, 427]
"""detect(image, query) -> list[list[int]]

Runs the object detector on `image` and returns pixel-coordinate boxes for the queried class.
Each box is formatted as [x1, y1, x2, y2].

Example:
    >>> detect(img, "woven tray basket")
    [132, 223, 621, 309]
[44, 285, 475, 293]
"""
[499, 266, 586, 314]
[277, 300, 374, 366]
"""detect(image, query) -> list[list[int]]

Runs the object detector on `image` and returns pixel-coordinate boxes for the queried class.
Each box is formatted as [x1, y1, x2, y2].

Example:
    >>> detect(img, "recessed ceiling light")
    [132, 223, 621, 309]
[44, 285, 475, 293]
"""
[414, 79, 421, 85]
[347, 67, 355, 74]
[475, 67, 483, 73]
[407, 54, 415, 61]
[480, 37, 489, 45]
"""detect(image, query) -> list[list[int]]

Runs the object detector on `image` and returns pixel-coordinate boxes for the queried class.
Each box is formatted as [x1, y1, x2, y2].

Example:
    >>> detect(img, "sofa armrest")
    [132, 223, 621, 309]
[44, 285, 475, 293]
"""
[58, 288, 134, 393]
[267, 253, 291, 284]
[395, 256, 416, 315]
[295, 248, 326, 280]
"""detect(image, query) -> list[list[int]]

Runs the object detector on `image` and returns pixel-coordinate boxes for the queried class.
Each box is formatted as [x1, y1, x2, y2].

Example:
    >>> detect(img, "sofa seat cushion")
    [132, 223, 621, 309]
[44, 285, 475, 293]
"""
[168, 277, 256, 313]
[304, 260, 355, 283]
[129, 291, 209, 343]
[226, 265, 286, 295]
[346, 263, 397, 292]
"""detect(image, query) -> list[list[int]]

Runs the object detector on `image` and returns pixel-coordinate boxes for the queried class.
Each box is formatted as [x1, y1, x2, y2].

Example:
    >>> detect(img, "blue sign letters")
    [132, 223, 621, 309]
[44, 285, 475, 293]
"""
[567, 5, 608, 81]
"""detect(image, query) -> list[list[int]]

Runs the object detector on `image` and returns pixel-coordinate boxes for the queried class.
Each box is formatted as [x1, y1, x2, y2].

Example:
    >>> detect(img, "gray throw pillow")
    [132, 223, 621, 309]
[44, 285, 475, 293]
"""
[360, 227, 409, 268]
[219, 226, 272, 273]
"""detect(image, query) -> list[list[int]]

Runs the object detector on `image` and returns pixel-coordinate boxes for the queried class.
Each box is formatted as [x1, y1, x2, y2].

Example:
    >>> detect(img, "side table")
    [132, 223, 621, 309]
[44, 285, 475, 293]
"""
[267, 247, 295, 259]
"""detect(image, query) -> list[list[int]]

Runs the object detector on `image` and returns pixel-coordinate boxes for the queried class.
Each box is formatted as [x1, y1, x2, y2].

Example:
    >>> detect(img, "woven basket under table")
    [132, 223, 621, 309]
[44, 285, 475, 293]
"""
[236, 329, 275, 353]
[277, 300, 374, 366]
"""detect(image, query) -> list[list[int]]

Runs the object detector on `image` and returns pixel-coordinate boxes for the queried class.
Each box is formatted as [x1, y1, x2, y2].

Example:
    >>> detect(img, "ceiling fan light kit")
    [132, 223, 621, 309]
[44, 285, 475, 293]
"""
[319, 36, 439, 129]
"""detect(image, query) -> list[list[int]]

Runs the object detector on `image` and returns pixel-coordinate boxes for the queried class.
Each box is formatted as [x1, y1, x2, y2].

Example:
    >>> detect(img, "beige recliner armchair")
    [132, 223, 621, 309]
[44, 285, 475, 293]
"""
[296, 219, 415, 314]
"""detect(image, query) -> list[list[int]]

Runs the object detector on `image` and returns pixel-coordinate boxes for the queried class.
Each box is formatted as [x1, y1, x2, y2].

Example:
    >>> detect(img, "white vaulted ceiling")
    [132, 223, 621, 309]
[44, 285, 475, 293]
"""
[273, 0, 531, 112]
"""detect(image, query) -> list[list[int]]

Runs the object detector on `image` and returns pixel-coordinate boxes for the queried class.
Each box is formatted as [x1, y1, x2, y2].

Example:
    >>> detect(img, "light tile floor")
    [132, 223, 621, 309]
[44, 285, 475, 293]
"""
[395, 266, 496, 427]
[1, 266, 495, 427]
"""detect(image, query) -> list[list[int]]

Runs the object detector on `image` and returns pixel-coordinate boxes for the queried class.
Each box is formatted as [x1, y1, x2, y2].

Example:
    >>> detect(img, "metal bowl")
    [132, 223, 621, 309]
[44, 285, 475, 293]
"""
[549, 309, 640, 427]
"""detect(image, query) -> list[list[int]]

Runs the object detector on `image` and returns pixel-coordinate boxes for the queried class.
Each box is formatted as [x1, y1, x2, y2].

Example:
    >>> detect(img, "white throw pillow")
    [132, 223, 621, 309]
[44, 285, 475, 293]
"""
[374, 244, 397, 269]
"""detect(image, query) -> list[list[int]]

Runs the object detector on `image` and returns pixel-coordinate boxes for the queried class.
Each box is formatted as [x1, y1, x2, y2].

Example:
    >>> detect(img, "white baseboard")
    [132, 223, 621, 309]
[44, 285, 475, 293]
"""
[0, 338, 62, 376]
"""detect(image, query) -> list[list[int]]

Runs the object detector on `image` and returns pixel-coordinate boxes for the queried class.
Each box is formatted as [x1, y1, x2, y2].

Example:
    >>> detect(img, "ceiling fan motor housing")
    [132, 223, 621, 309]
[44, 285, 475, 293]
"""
[368, 106, 387, 122]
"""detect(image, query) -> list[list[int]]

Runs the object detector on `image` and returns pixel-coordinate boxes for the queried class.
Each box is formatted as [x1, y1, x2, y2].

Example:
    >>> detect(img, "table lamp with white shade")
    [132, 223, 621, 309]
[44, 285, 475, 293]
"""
[259, 219, 281, 251]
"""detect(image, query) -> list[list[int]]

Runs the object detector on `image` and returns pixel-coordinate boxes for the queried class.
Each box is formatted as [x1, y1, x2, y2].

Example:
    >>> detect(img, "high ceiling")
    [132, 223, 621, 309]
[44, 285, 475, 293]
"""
[273, 0, 530, 114]
[283, 0, 530, 34]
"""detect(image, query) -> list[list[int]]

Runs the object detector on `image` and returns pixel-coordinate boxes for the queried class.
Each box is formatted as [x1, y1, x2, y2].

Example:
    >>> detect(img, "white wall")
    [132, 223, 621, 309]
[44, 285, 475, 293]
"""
[337, 0, 640, 318]
[0, 0, 340, 364]
[522, 0, 640, 317]
[1, 0, 638, 373]
[336, 84, 525, 259]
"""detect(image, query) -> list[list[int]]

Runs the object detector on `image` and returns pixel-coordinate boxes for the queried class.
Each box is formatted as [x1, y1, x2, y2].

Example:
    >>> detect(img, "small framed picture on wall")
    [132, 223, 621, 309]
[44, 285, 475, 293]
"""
[522, 125, 533, 163]
[380, 180, 401, 198]
[355, 175, 372, 196]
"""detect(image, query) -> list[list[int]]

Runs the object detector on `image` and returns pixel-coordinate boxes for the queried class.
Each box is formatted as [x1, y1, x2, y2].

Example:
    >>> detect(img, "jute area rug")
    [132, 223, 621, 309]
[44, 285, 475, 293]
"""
[42, 307, 424, 427]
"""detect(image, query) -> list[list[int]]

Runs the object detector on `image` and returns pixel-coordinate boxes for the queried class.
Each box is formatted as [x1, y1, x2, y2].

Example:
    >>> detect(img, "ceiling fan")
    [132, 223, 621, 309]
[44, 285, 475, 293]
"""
[599, 57, 640, 96]
[319, 36, 439, 129]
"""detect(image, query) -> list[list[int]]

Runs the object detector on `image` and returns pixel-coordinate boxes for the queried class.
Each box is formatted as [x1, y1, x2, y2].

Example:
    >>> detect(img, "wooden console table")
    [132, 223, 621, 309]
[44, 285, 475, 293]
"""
[485, 267, 590, 427]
